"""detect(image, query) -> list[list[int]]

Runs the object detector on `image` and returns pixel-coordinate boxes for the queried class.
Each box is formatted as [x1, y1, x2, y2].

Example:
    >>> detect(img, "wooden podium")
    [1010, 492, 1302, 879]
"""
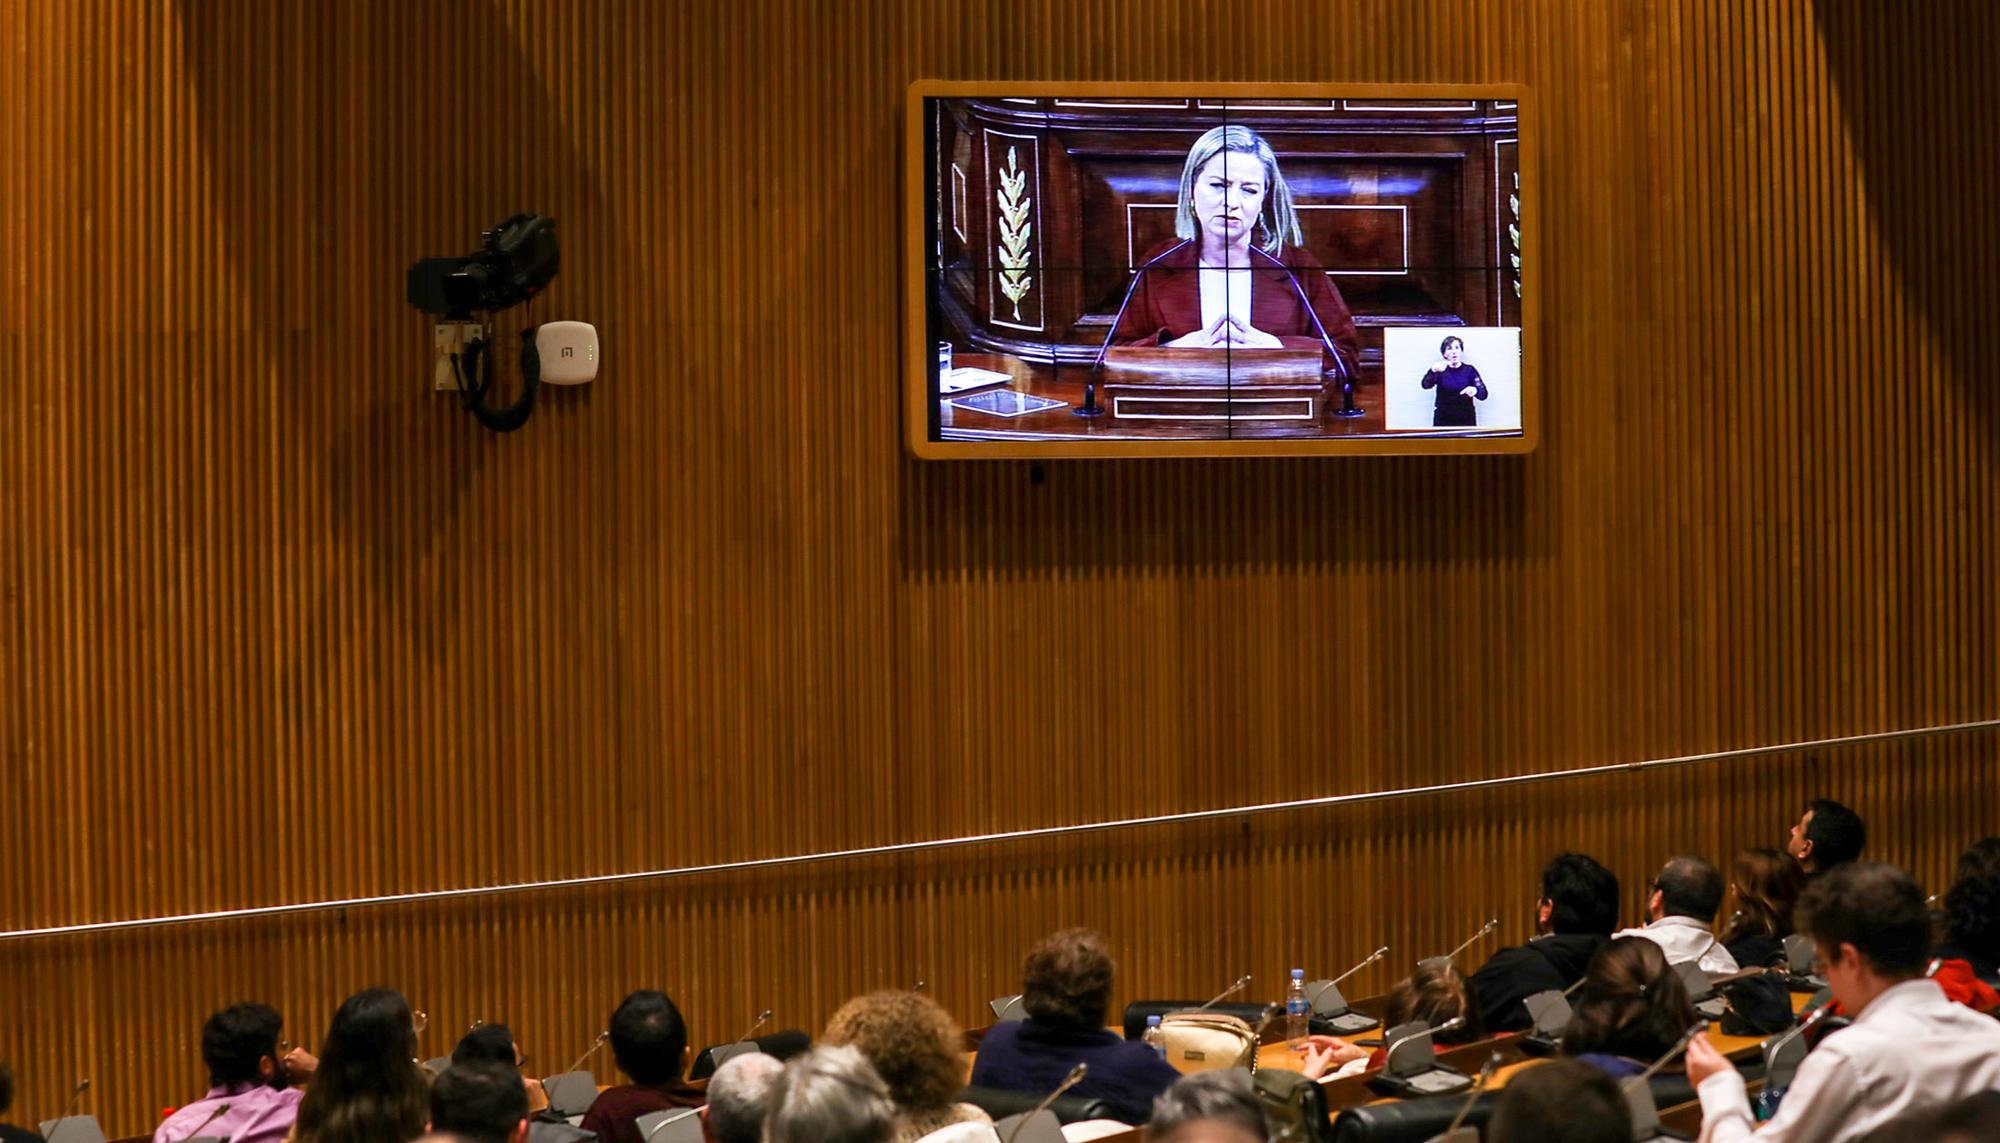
[1099, 346, 1327, 422]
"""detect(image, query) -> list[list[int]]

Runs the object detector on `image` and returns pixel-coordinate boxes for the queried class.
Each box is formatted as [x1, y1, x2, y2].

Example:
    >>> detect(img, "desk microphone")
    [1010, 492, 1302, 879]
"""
[1443, 1053, 1504, 1136]
[43, 1080, 90, 1143]
[910, 980, 927, 994]
[1332, 947, 1389, 986]
[1197, 974, 1253, 1010]
[1632, 1020, 1707, 1086]
[735, 1009, 774, 1044]
[559, 1031, 609, 1079]
[1081, 238, 1195, 417]
[1926, 958, 1943, 978]
[1382, 1016, 1463, 1072]
[1004, 1063, 1087, 1143]
[1249, 245, 1360, 416]
[1437, 920, 1499, 964]
[179, 1102, 232, 1142]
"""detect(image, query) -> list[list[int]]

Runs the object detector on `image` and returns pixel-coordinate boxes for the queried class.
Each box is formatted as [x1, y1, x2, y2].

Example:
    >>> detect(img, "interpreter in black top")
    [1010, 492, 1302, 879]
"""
[1420, 335, 1488, 427]
[1718, 848, 1805, 970]
[1469, 853, 1621, 1032]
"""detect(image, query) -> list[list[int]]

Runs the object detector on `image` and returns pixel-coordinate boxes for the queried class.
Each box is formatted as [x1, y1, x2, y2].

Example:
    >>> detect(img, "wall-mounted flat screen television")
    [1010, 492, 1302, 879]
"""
[906, 83, 1535, 458]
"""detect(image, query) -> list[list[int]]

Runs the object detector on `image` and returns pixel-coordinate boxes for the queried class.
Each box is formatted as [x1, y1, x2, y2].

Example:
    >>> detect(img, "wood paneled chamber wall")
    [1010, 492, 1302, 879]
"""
[1, 0, 1996, 1133]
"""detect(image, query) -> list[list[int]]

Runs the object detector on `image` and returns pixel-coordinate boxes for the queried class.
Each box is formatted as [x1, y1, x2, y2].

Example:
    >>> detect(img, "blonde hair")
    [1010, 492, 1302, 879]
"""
[1174, 125, 1303, 256]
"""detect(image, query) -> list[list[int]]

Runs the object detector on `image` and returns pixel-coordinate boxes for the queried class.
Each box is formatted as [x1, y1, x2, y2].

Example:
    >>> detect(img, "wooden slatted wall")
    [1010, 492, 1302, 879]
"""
[1, 0, 1996, 1133]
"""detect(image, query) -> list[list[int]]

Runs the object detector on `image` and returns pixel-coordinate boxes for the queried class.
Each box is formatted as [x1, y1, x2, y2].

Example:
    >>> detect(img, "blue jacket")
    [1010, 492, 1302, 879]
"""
[969, 1019, 1181, 1124]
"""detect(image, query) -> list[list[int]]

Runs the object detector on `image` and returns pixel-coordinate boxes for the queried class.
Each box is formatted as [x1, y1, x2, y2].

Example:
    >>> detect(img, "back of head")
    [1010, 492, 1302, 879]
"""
[1929, 1090, 2000, 1143]
[1799, 861, 1929, 978]
[0, 1058, 13, 1116]
[1722, 849, 1805, 943]
[1560, 937, 1695, 1063]
[429, 1062, 528, 1143]
[296, 988, 429, 1143]
[1654, 855, 1724, 922]
[451, 1025, 518, 1070]
[1022, 928, 1115, 1030]
[1149, 1071, 1268, 1143]
[1542, 853, 1621, 936]
[705, 1051, 785, 1143]
[610, 990, 689, 1086]
[823, 990, 966, 1114]
[1945, 837, 2000, 962]
[1806, 799, 1867, 870]
[203, 1002, 285, 1089]
[1488, 1059, 1631, 1143]
[764, 1045, 895, 1143]
[1384, 963, 1483, 1044]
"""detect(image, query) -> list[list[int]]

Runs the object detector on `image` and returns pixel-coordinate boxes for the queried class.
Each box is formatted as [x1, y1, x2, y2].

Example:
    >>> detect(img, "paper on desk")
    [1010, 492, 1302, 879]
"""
[939, 366, 1012, 395]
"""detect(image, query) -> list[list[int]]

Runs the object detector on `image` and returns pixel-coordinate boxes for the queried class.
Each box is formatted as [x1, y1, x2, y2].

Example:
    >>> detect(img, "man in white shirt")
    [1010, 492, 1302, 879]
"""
[1615, 855, 1739, 975]
[1687, 862, 2000, 1142]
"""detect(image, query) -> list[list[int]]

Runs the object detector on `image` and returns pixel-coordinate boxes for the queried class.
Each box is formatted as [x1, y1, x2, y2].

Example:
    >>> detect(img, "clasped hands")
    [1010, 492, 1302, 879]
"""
[1166, 312, 1284, 349]
[1294, 1034, 1372, 1080]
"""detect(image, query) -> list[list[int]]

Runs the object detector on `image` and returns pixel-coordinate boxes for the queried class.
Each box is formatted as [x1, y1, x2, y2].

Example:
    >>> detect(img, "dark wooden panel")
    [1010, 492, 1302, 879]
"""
[0, 0, 1996, 1135]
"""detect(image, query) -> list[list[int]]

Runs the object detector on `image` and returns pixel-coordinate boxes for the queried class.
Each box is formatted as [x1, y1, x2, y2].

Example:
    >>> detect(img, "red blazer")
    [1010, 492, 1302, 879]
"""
[1111, 240, 1362, 377]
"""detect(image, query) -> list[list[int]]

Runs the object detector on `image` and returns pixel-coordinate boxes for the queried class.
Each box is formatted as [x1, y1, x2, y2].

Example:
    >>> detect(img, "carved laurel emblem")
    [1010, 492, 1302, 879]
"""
[996, 147, 1033, 319]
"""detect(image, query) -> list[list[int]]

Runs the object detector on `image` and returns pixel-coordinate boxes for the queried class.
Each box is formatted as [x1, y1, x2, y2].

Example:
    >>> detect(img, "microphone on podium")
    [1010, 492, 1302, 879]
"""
[999, 1063, 1087, 1143]
[1080, 239, 1195, 417]
[1249, 245, 1362, 417]
[41, 1079, 91, 1143]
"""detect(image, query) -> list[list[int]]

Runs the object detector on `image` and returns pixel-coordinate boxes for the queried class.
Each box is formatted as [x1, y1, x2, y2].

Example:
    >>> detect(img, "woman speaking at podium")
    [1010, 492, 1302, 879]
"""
[1111, 124, 1359, 376]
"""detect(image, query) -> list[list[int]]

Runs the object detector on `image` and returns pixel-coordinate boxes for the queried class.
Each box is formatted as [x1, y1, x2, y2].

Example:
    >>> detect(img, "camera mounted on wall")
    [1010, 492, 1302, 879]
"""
[408, 213, 596, 431]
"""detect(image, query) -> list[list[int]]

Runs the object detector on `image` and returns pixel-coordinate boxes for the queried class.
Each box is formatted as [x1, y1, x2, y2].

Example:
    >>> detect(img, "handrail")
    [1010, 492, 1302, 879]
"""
[2, 717, 1994, 942]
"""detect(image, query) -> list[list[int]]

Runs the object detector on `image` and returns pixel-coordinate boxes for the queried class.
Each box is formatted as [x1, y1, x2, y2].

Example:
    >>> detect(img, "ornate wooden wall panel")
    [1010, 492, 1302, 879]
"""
[1, 0, 1996, 1133]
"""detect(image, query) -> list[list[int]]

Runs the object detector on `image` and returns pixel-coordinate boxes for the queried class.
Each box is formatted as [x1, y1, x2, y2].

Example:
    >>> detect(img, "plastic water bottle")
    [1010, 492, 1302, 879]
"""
[1143, 1014, 1165, 1058]
[1286, 968, 1310, 1046]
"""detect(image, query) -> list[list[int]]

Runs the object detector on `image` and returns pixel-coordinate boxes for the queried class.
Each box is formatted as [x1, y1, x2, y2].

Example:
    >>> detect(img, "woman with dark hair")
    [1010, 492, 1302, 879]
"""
[1419, 335, 1488, 427]
[1560, 937, 1698, 1080]
[967, 928, 1178, 1124]
[291, 989, 430, 1143]
[1719, 848, 1806, 969]
[1940, 838, 2000, 985]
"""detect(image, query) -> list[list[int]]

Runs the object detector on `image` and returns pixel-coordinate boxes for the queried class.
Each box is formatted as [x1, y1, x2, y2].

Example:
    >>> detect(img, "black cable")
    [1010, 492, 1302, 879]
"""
[459, 325, 539, 432]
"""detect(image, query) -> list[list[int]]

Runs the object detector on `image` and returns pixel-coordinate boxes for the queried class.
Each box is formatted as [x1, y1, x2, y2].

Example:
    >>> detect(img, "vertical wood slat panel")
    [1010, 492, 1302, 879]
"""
[1, 0, 1997, 1134]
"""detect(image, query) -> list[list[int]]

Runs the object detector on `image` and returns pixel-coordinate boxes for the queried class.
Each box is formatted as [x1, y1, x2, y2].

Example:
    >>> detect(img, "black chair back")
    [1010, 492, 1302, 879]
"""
[1120, 1000, 1277, 1041]
[688, 1028, 812, 1080]
[960, 1085, 1121, 1125]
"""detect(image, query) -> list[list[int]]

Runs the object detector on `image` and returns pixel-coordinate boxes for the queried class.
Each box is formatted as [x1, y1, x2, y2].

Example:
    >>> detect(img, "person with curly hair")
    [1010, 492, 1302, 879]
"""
[967, 928, 1178, 1124]
[1939, 837, 2000, 984]
[823, 992, 990, 1143]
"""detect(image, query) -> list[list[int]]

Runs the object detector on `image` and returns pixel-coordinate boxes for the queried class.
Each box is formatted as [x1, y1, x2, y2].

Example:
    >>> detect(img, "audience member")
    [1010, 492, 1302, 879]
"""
[704, 1052, 785, 1143]
[1939, 837, 2000, 984]
[1470, 853, 1621, 1031]
[1613, 855, 1738, 973]
[823, 991, 990, 1143]
[1929, 1091, 2000, 1143]
[449, 1025, 549, 1116]
[579, 990, 703, 1143]
[0, 1060, 42, 1143]
[153, 1003, 307, 1143]
[1785, 798, 1865, 876]
[291, 988, 431, 1143]
[1485, 1058, 1631, 1143]
[1298, 961, 1482, 1077]
[764, 1046, 895, 1143]
[428, 1062, 528, 1143]
[967, 928, 1179, 1124]
[1147, 1071, 1268, 1143]
[1559, 937, 1697, 1079]
[1687, 863, 2000, 1141]
[1717, 848, 1804, 969]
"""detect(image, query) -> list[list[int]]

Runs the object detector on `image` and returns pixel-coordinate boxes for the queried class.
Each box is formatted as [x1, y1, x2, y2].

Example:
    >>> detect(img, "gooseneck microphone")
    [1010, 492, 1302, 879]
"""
[1383, 1016, 1465, 1071]
[179, 1102, 232, 1142]
[559, 1031, 609, 1079]
[1249, 245, 1361, 416]
[1080, 238, 1195, 417]
[1443, 1054, 1504, 1135]
[1633, 1021, 1708, 1085]
[1197, 974, 1253, 1010]
[735, 1009, 774, 1044]
[910, 980, 927, 994]
[43, 1080, 90, 1143]
[1442, 920, 1500, 963]
[1332, 946, 1390, 986]
[1004, 1063, 1088, 1143]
